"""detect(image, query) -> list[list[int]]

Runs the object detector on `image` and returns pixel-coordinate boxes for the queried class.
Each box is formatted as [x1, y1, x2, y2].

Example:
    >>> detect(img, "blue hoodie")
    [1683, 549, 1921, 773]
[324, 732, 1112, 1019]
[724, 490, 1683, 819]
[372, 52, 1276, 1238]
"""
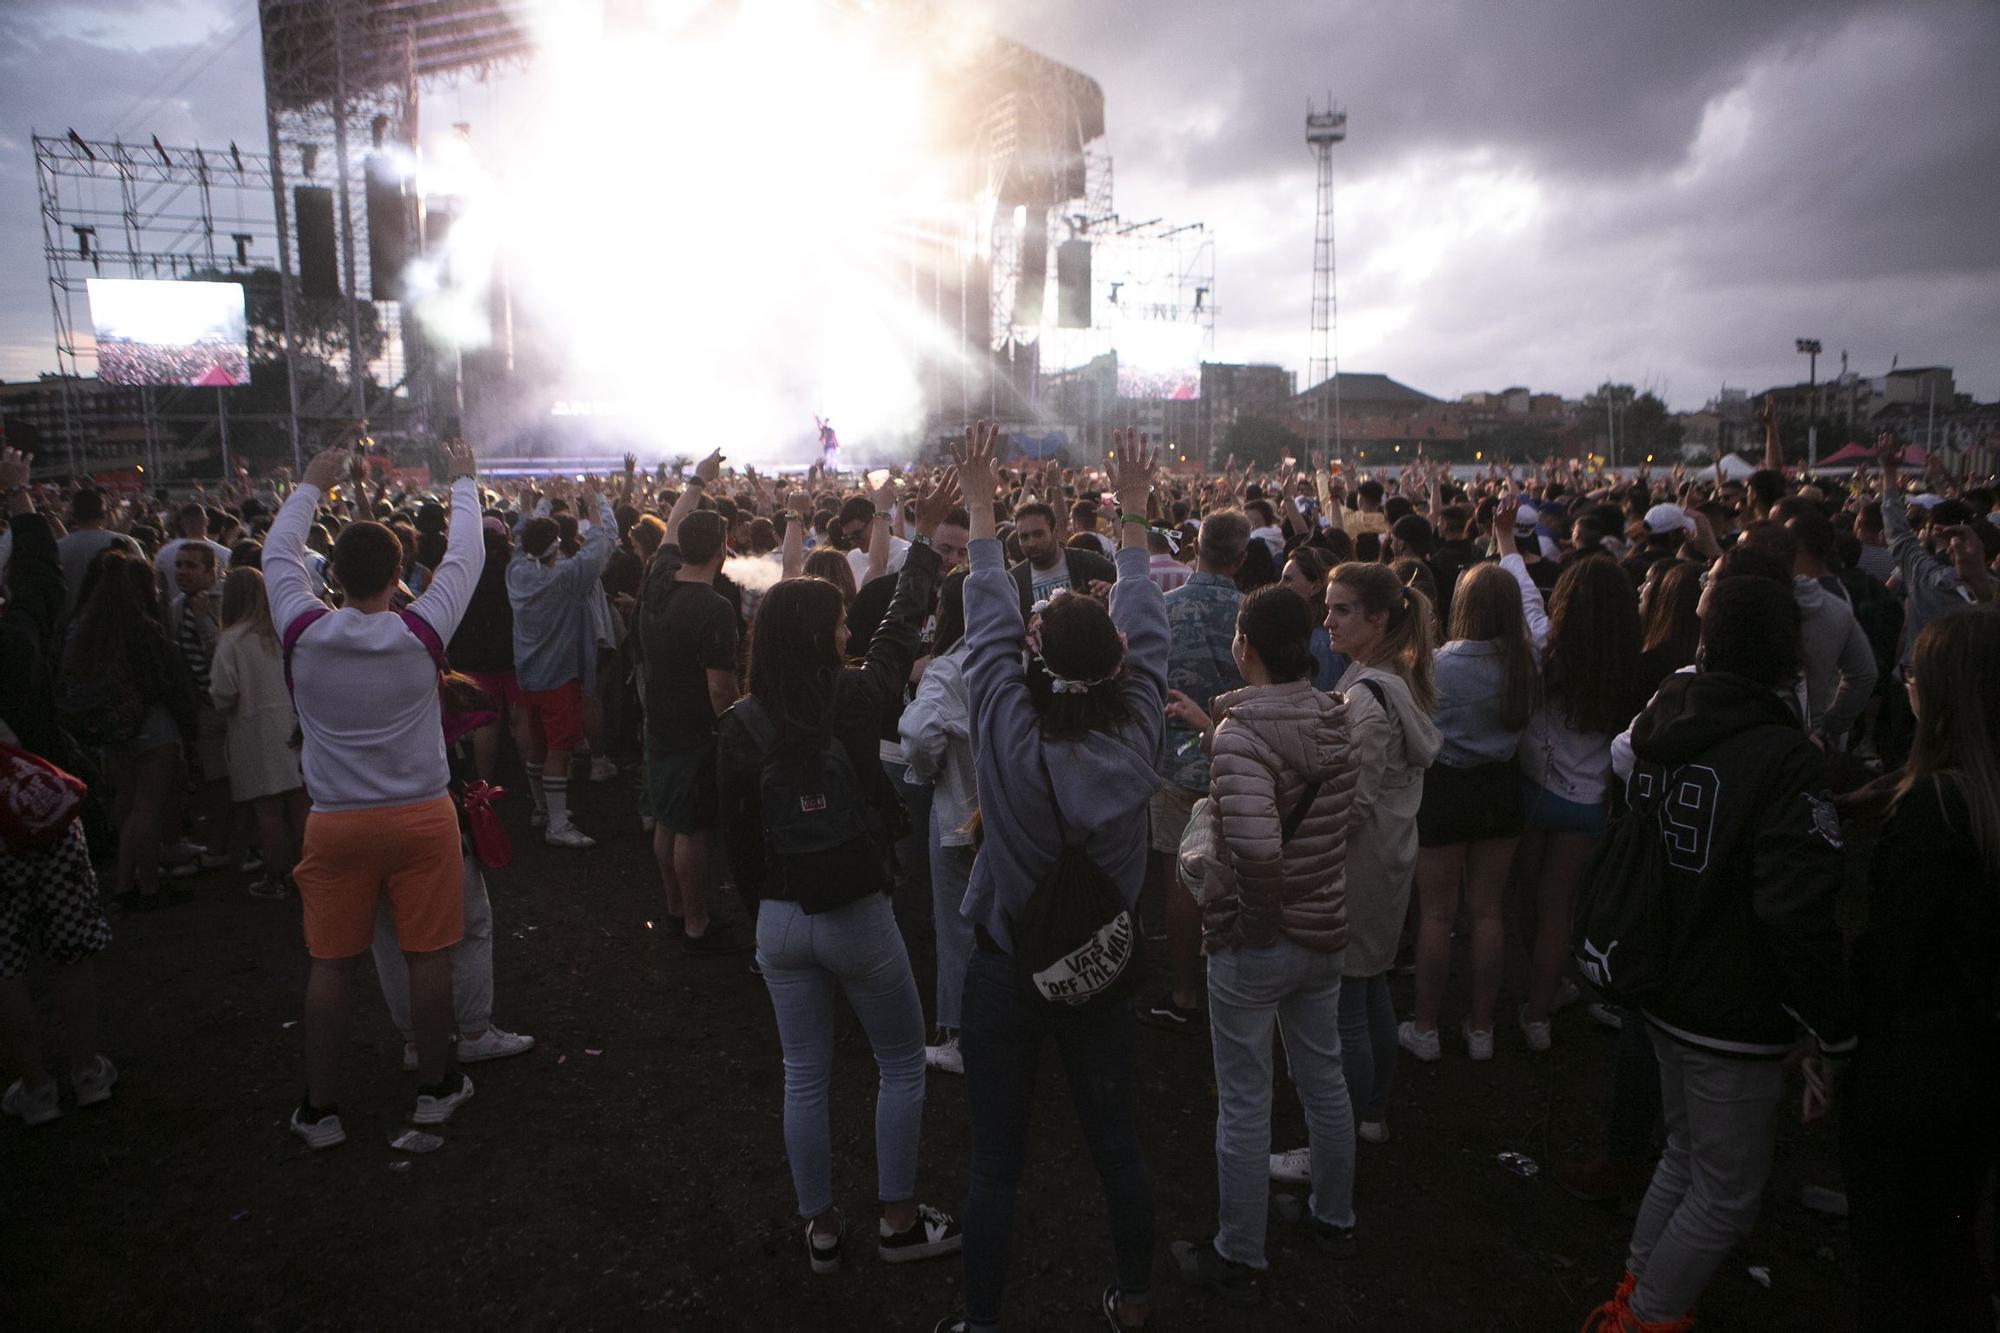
[961, 538, 1169, 953]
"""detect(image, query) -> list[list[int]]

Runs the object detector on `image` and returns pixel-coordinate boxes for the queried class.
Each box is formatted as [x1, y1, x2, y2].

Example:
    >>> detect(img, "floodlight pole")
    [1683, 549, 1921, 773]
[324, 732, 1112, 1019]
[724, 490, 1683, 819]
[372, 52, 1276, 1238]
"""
[332, 11, 368, 424]
[1796, 336, 1821, 472]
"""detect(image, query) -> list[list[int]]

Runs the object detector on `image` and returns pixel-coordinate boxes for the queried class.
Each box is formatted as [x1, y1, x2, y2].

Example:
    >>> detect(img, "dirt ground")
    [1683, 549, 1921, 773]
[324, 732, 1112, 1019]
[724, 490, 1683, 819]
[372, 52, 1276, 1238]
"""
[3, 766, 1862, 1332]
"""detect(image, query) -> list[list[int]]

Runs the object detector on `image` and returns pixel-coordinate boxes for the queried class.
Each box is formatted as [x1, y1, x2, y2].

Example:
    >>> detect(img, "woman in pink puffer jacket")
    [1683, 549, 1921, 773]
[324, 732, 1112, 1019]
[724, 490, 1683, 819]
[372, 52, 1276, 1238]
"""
[1165, 586, 1363, 1302]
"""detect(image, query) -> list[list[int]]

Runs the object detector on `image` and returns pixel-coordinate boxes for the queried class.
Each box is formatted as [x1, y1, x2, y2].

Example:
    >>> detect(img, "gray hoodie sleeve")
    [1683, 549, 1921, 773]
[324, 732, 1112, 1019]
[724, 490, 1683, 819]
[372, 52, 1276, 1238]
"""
[1819, 611, 1877, 743]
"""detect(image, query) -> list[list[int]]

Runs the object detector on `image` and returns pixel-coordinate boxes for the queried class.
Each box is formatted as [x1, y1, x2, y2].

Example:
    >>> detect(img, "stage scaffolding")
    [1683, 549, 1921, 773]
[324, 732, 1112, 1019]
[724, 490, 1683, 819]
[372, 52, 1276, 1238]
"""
[35, 132, 287, 475]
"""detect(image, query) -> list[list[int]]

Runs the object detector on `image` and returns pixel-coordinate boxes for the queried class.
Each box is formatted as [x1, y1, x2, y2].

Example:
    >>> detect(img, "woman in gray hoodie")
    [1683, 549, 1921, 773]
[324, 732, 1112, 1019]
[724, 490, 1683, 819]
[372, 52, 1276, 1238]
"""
[937, 425, 1168, 1333]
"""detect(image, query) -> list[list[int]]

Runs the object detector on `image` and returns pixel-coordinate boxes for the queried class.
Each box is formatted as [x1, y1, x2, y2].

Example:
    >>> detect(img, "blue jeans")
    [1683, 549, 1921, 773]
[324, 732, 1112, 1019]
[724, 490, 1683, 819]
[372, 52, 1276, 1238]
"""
[756, 893, 927, 1219]
[960, 944, 1153, 1332]
[1338, 973, 1397, 1123]
[883, 759, 934, 925]
[929, 832, 976, 1032]
[1208, 939, 1356, 1268]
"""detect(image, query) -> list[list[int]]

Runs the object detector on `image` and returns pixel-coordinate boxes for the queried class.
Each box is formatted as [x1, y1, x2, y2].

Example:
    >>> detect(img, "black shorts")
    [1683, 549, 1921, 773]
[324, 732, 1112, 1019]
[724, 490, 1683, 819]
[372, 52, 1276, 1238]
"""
[1417, 759, 1524, 847]
[646, 740, 718, 834]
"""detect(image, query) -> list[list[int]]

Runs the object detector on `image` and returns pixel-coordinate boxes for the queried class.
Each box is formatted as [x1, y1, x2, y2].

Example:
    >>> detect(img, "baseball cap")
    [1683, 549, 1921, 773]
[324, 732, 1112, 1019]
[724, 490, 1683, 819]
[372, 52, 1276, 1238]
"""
[1513, 503, 1540, 533]
[481, 515, 509, 537]
[1643, 502, 1693, 536]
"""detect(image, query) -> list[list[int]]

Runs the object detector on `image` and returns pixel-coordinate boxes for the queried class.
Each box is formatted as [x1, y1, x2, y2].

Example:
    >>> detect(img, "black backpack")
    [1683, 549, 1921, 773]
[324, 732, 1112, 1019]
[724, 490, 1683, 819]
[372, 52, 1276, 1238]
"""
[1571, 772, 1678, 1009]
[730, 696, 890, 915]
[1011, 751, 1142, 1011]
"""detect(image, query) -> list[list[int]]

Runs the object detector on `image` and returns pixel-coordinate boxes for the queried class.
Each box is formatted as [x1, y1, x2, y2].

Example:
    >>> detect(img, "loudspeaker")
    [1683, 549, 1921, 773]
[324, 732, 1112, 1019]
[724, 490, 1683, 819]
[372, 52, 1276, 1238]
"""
[294, 186, 339, 300]
[1014, 219, 1047, 327]
[364, 154, 410, 300]
[1056, 240, 1091, 329]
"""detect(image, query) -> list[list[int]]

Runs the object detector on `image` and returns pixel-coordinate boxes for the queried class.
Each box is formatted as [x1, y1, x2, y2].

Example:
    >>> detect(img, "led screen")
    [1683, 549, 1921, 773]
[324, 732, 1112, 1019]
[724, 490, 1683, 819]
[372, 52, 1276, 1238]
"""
[87, 278, 249, 387]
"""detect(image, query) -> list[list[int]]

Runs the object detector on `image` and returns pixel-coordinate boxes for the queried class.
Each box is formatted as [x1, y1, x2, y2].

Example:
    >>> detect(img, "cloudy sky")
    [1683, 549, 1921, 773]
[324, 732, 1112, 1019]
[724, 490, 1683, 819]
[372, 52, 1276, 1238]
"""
[3, 0, 1996, 411]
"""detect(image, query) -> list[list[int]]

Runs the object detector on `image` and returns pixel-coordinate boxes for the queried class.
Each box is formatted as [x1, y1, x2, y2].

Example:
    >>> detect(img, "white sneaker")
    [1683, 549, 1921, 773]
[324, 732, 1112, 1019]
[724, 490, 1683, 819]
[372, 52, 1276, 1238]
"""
[289, 1107, 346, 1149]
[529, 809, 549, 829]
[1357, 1120, 1390, 1144]
[458, 1027, 536, 1063]
[1552, 977, 1581, 1011]
[544, 823, 596, 850]
[71, 1055, 118, 1107]
[589, 757, 618, 782]
[1396, 1020, 1441, 1062]
[412, 1072, 475, 1125]
[924, 1035, 963, 1075]
[1518, 1007, 1553, 1053]
[2, 1077, 61, 1126]
[1461, 1023, 1495, 1062]
[1269, 1146, 1311, 1184]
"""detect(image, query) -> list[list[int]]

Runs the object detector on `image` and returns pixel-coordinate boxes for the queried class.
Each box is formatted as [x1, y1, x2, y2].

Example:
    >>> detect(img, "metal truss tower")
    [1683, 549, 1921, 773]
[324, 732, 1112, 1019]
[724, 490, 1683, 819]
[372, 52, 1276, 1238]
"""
[1306, 98, 1346, 450]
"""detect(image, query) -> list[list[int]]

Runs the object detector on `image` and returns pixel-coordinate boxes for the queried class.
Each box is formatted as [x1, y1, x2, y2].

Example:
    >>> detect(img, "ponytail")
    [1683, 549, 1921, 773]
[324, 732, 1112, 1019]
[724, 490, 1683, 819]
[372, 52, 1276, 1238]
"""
[1330, 562, 1437, 713]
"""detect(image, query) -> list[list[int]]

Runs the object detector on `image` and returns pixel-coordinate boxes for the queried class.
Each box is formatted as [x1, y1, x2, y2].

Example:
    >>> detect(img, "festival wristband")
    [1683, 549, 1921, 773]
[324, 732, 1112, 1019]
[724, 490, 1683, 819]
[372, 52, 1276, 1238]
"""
[1115, 511, 1148, 526]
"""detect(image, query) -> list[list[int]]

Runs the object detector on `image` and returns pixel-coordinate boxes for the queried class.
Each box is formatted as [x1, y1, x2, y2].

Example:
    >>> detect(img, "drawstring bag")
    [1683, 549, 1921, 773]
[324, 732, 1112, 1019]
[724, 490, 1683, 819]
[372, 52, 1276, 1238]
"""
[0, 740, 87, 855]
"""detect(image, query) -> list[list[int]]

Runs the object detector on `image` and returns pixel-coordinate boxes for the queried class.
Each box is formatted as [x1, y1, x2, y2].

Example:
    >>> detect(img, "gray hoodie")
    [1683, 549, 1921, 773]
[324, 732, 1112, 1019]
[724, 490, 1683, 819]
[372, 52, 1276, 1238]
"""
[1791, 575, 1876, 744]
[961, 539, 1169, 953]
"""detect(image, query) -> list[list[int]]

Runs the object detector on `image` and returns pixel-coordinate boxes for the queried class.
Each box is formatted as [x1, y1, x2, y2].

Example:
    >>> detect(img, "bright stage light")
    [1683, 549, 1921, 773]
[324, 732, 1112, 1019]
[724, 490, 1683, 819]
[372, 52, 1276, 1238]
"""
[414, 0, 988, 465]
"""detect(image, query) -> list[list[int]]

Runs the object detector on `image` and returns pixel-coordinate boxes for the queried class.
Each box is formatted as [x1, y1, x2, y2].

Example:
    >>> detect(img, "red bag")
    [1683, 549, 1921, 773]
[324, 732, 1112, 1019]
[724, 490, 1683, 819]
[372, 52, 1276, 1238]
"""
[0, 742, 87, 854]
[460, 781, 512, 870]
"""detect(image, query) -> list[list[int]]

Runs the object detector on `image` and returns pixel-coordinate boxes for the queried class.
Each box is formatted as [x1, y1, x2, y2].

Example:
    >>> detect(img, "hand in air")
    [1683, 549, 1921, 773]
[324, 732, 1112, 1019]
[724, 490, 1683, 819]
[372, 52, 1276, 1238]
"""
[949, 419, 1003, 508]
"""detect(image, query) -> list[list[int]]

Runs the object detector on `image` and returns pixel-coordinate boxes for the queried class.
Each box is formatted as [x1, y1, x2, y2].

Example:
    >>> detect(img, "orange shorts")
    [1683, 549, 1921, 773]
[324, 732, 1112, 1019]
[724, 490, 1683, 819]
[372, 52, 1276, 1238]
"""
[522, 680, 584, 751]
[294, 795, 463, 959]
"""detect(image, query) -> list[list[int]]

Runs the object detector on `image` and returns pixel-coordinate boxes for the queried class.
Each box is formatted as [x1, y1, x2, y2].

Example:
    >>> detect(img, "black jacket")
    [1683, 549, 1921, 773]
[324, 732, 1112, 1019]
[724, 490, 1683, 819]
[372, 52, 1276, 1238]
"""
[1855, 776, 1998, 1033]
[1008, 546, 1116, 617]
[716, 541, 941, 905]
[0, 512, 69, 760]
[1627, 671, 1856, 1058]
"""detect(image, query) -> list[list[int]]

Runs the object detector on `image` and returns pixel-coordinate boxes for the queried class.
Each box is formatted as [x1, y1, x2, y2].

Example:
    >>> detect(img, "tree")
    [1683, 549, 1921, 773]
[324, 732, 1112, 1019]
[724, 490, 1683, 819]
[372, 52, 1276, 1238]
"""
[1619, 391, 1684, 464]
[1219, 414, 1303, 472]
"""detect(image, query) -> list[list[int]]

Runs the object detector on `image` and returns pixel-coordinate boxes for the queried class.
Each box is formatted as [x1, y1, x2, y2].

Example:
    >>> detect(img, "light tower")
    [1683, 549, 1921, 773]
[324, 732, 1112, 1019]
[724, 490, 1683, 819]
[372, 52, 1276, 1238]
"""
[1306, 98, 1347, 452]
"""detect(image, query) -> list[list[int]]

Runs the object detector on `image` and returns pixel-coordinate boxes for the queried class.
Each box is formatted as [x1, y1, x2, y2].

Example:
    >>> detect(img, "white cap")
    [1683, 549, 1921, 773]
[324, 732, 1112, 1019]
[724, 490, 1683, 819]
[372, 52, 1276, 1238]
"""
[1513, 503, 1540, 532]
[1643, 502, 1693, 536]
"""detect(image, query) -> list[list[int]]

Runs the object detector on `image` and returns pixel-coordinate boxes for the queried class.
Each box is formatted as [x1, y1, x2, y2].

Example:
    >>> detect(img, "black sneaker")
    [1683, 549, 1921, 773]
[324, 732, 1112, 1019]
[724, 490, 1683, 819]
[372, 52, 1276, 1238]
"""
[683, 922, 754, 957]
[1273, 1193, 1358, 1258]
[1170, 1236, 1260, 1305]
[805, 1213, 844, 1275]
[879, 1203, 962, 1264]
[1138, 996, 1201, 1032]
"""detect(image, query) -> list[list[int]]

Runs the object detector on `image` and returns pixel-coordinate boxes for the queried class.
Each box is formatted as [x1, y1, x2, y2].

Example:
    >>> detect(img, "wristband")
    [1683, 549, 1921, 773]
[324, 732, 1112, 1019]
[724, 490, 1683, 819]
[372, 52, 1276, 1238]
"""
[908, 532, 933, 549]
[1115, 511, 1148, 526]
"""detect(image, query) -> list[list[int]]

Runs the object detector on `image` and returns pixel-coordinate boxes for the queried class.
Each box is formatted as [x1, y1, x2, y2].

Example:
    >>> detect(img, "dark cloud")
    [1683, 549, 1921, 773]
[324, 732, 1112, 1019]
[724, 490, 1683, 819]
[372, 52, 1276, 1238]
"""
[3, 1, 1994, 409]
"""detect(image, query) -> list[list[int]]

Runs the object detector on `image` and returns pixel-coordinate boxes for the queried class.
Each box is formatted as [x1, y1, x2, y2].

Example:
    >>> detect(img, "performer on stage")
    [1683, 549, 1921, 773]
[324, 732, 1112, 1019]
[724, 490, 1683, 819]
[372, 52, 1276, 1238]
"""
[815, 415, 839, 471]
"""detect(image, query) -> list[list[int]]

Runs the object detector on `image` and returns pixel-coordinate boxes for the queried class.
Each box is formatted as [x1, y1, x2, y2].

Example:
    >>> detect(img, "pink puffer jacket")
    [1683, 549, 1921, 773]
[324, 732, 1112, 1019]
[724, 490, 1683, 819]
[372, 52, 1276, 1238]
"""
[1200, 679, 1358, 954]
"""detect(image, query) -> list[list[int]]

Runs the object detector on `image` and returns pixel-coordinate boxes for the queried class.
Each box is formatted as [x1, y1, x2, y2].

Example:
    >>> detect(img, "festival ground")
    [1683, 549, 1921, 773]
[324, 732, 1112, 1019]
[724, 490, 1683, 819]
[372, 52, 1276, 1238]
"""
[2, 766, 1859, 1331]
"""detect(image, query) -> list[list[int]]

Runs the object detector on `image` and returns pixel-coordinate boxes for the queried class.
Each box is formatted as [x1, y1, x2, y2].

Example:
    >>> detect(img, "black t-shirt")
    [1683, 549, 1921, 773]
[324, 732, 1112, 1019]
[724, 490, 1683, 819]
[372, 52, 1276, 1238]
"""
[449, 564, 516, 674]
[643, 572, 739, 754]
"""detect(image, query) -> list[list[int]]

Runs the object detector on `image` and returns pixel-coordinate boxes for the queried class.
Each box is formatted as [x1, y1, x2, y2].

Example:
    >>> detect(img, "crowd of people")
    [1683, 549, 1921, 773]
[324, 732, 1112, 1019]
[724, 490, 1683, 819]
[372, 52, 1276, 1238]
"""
[0, 401, 1996, 1330]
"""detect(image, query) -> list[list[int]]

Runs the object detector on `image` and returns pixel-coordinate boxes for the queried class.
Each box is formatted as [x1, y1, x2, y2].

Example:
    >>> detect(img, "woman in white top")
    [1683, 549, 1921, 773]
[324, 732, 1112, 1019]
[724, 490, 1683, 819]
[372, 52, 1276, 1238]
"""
[1495, 497, 1642, 1052]
[898, 568, 977, 1076]
[208, 566, 305, 899]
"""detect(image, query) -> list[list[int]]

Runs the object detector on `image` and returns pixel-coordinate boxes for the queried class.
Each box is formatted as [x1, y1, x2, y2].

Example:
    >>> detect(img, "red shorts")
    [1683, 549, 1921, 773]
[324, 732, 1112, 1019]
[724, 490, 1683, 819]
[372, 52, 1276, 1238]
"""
[522, 680, 585, 751]
[465, 670, 522, 709]
[294, 796, 462, 959]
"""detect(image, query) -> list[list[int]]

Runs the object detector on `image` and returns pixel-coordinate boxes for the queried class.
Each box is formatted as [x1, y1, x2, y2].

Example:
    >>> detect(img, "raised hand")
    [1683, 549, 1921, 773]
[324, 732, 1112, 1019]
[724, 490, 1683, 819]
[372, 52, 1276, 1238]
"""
[869, 472, 896, 517]
[912, 466, 963, 540]
[1106, 427, 1157, 517]
[1873, 431, 1901, 473]
[949, 419, 1003, 509]
[443, 440, 477, 482]
[623, 452, 638, 476]
[304, 446, 352, 493]
[695, 448, 725, 484]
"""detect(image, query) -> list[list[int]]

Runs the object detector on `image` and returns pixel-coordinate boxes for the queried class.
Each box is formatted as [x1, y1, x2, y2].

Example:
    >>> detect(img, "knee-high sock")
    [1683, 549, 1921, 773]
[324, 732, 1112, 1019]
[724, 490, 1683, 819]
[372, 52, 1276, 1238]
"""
[544, 775, 570, 830]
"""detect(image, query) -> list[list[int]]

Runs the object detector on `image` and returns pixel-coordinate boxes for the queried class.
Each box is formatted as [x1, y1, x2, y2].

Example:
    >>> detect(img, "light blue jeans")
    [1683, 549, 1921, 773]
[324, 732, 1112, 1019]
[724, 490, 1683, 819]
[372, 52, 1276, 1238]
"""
[1208, 938, 1356, 1268]
[756, 892, 927, 1218]
[929, 828, 976, 1032]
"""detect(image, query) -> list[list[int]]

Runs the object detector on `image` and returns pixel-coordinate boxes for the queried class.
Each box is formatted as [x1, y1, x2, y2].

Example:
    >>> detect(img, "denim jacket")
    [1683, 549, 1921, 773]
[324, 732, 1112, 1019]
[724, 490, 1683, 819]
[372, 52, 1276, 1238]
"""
[1160, 571, 1244, 791]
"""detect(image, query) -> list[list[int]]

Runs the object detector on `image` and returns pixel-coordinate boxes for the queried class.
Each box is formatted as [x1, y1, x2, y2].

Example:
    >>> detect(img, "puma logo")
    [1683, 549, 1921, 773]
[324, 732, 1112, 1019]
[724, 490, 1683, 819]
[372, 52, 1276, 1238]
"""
[1580, 938, 1618, 989]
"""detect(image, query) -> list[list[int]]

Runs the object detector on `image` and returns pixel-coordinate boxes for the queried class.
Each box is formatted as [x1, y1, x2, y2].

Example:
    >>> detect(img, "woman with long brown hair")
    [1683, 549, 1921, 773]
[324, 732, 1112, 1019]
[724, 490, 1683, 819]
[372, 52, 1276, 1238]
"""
[209, 566, 307, 898]
[1497, 496, 1643, 1052]
[1635, 560, 1702, 701]
[57, 551, 194, 910]
[716, 468, 964, 1277]
[1317, 562, 1440, 1143]
[1840, 608, 2000, 1328]
[1400, 562, 1540, 1064]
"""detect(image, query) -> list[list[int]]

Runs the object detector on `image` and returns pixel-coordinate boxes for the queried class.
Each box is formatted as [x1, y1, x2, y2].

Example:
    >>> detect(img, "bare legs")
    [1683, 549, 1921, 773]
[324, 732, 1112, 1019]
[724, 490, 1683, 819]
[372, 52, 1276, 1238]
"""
[112, 745, 178, 900]
[0, 962, 100, 1089]
[1519, 830, 1596, 1025]
[303, 947, 456, 1106]
[252, 789, 309, 879]
[654, 826, 715, 937]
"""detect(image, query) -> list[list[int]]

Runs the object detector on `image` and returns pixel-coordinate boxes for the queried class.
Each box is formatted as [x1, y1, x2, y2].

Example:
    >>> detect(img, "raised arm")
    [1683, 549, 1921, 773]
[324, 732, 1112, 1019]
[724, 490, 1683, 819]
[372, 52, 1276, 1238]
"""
[665, 448, 722, 548]
[851, 469, 958, 715]
[266, 446, 346, 630]
[1492, 487, 1549, 650]
[408, 442, 484, 640]
[1105, 428, 1168, 736]
[781, 487, 808, 579]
